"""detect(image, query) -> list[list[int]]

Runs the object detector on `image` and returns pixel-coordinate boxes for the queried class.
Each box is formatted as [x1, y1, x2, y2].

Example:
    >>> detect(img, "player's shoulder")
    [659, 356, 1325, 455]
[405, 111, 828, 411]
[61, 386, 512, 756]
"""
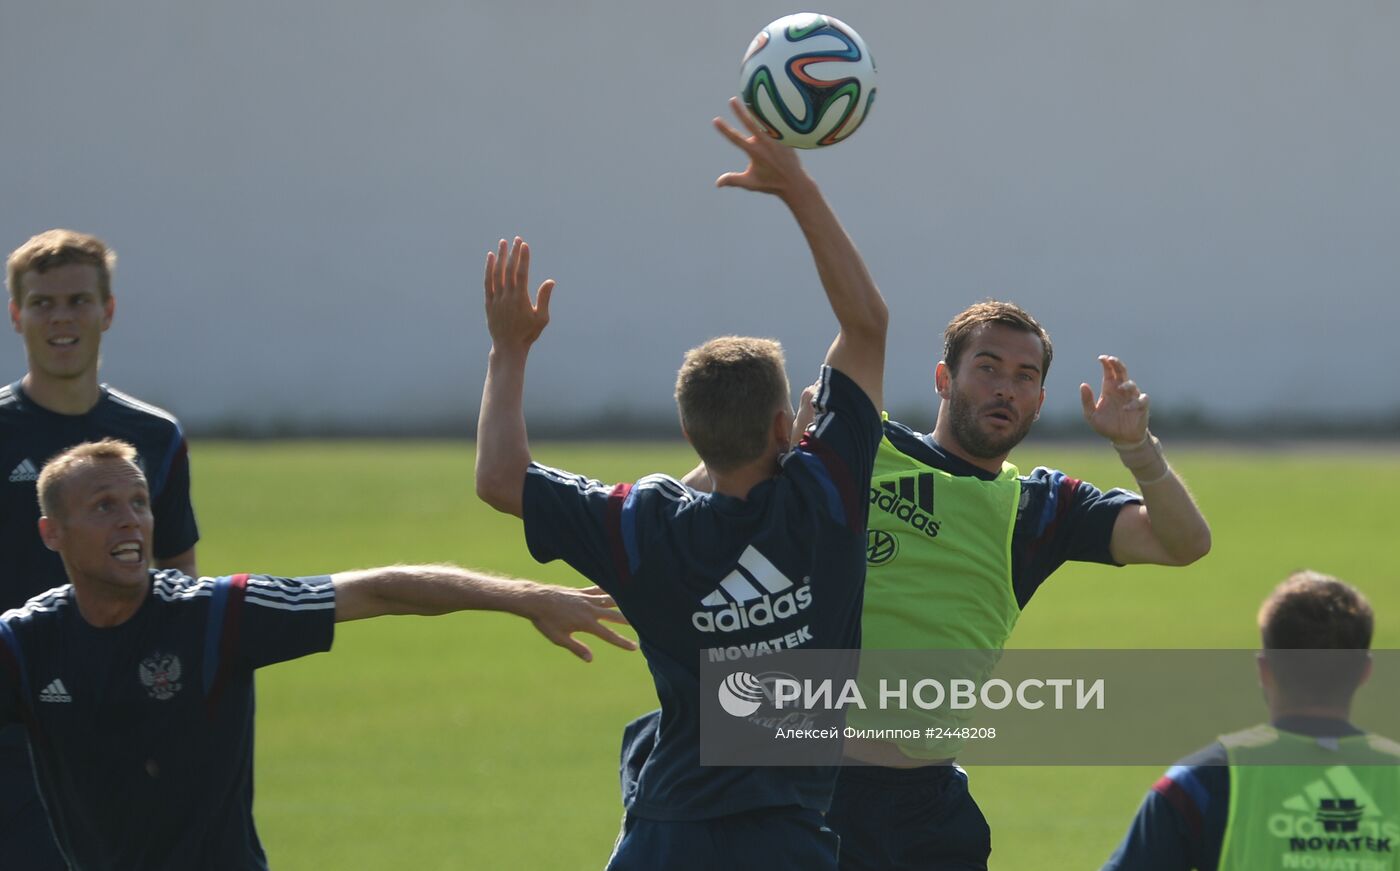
[1018, 466, 1107, 503]
[1020, 465, 1078, 487]
[629, 473, 696, 507]
[0, 584, 78, 632]
[0, 380, 33, 429]
[148, 569, 218, 604]
[0, 381, 22, 413]
[100, 385, 186, 436]
[1153, 741, 1229, 815]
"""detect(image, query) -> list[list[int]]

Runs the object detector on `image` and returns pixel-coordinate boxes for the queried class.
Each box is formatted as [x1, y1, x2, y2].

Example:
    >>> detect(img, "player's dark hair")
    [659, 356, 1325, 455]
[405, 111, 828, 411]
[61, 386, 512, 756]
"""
[37, 438, 142, 520]
[675, 337, 790, 473]
[1258, 570, 1373, 706]
[943, 300, 1052, 381]
[6, 229, 117, 304]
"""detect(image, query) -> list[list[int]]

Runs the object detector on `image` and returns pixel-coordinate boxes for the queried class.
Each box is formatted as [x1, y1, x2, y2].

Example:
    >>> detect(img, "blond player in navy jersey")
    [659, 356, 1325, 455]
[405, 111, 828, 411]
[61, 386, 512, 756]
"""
[0, 439, 634, 871]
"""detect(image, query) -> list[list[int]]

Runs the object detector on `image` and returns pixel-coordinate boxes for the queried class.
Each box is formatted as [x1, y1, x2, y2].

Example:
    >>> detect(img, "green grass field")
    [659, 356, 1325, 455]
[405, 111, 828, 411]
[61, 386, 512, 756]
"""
[188, 440, 1400, 869]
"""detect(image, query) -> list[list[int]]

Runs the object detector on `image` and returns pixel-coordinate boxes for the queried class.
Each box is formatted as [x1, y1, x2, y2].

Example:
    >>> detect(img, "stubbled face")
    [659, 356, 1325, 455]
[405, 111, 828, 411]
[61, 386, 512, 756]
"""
[10, 264, 113, 381]
[942, 323, 1046, 460]
[42, 458, 152, 593]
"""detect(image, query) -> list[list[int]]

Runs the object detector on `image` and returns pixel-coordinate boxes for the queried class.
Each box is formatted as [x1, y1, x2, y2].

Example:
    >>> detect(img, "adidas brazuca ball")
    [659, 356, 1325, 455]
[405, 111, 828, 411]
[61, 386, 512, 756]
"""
[739, 12, 876, 149]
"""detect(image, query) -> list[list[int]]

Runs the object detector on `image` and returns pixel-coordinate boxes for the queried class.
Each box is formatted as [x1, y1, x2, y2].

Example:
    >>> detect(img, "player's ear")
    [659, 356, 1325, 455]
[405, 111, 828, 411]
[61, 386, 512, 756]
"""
[100, 293, 115, 331]
[9, 299, 20, 333]
[773, 406, 793, 449]
[934, 361, 952, 399]
[1034, 386, 1046, 421]
[38, 516, 62, 552]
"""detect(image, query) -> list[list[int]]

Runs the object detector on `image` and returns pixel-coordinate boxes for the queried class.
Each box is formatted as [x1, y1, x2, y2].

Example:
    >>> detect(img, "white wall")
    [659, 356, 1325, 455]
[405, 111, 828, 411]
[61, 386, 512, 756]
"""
[4, 1, 1396, 431]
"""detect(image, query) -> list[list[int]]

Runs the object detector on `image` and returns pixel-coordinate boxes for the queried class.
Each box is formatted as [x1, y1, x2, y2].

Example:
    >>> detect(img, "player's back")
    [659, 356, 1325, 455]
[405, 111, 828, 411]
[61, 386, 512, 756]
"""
[522, 365, 881, 820]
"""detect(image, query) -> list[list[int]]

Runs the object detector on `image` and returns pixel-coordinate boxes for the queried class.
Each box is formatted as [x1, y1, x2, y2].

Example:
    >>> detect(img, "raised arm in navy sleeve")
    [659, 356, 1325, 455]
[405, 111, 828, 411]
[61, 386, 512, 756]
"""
[785, 365, 882, 534]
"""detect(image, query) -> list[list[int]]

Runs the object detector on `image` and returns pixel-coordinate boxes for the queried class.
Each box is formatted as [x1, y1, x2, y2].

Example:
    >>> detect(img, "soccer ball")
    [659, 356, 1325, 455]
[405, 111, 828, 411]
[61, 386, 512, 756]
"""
[739, 13, 876, 149]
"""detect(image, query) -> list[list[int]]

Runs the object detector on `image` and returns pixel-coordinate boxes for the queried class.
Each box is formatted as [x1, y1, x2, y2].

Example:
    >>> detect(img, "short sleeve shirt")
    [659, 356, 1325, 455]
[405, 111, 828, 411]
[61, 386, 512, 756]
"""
[0, 571, 335, 870]
[522, 365, 881, 820]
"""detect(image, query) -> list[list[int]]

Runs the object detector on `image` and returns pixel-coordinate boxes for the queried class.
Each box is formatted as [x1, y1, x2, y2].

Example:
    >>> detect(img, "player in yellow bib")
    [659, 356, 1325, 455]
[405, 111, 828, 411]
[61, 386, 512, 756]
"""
[819, 301, 1213, 870]
[1104, 572, 1399, 871]
[685, 301, 1210, 867]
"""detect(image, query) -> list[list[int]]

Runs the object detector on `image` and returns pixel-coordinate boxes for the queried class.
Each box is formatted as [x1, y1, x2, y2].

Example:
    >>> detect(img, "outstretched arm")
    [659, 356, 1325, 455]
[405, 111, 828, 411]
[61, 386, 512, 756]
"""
[714, 98, 888, 410]
[332, 565, 635, 662]
[1080, 356, 1212, 566]
[476, 237, 554, 517]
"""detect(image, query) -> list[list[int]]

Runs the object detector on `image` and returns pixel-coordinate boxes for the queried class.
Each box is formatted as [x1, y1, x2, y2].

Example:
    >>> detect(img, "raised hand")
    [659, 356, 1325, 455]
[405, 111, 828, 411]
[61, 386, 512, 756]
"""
[1080, 355, 1151, 445]
[528, 585, 636, 662]
[713, 97, 815, 201]
[791, 381, 819, 444]
[484, 236, 554, 351]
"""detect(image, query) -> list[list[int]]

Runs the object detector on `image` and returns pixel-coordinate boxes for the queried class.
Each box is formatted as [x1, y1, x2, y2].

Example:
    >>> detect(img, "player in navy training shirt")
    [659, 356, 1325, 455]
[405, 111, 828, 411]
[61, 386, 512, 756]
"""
[474, 99, 889, 870]
[3, 229, 200, 868]
[0, 439, 635, 871]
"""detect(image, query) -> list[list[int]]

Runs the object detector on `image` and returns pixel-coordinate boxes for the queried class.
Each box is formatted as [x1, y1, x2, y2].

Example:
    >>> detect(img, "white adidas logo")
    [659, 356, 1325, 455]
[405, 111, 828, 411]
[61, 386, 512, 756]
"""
[692, 545, 812, 633]
[38, 679, 72, 703]
[8, 459, 38, 483]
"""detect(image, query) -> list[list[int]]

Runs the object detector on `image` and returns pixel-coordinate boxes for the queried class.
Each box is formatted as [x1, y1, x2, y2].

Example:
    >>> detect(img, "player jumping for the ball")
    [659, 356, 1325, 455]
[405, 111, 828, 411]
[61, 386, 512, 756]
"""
[475, 97, 888, 871]
[811, 304, 1212, 870]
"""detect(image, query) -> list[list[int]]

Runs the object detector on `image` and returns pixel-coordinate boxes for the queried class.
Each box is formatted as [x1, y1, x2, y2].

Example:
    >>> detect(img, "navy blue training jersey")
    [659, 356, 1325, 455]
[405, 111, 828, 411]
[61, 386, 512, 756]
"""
[0, 381, 200, 605]
[0, 571, 335, 871]
[0, 380, 203, 847]
[882, 419, 1141, 607]
[523, 365, 881, 821]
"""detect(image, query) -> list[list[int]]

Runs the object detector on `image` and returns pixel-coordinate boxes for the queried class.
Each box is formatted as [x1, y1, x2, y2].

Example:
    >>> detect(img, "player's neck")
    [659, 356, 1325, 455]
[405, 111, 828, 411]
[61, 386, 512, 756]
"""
[930, 418, 1009, 475]
[709, 458, 779, 501]
[1269, 701, 1354, 724]
[22, 369, 102, 415]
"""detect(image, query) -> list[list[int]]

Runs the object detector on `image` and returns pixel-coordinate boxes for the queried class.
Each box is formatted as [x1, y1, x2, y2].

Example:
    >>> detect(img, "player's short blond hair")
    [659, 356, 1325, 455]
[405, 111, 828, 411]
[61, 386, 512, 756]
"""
[37, 439, 141, 520]
[6, 229, 117, 305]
[674, 336, 791, 473]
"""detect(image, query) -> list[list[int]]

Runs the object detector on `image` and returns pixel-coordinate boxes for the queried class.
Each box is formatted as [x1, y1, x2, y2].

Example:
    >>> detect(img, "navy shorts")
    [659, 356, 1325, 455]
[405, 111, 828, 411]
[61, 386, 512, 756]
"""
[825, 764, 991, 871]
[606, 805, 839, 871]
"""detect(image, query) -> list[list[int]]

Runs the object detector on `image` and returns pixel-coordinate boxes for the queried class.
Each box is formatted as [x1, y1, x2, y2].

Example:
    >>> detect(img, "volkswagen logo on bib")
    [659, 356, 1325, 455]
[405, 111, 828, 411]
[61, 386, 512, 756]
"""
[866, 529, 899, 566]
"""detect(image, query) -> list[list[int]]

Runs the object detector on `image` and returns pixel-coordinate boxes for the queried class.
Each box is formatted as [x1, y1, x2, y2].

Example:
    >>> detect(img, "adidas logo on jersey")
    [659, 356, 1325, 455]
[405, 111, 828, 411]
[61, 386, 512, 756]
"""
[692, 546, 812, 634]
[38, 679, 72, 703]
[870, 474, 941, 539]
[8, 459, 39, 483]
